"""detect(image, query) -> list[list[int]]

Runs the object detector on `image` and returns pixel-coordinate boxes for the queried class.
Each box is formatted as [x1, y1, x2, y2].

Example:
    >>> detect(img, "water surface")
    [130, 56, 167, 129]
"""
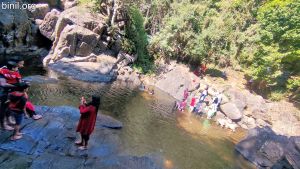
[27, 70, 254, 169]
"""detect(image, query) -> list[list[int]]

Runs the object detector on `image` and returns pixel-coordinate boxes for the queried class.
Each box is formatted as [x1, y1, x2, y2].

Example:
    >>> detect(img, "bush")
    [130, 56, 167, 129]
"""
[125, 6, 153, 73]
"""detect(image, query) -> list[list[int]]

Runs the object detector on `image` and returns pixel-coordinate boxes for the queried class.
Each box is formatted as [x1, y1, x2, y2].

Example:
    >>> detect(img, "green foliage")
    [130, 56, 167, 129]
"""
[149, 2, 207, 63]
[249, 0, 300, 91]
[269, 89, 286, 101]
[149, 0, 262, 66]
[125, 6, 153, 73]
[287, 77, 300, 91]
[87, 0, 299, 99]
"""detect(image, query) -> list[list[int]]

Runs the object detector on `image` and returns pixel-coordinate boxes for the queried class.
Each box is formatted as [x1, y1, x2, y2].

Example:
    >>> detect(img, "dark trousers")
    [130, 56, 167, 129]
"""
[0, 94, 8, 128]
[81, 134, 90, 146]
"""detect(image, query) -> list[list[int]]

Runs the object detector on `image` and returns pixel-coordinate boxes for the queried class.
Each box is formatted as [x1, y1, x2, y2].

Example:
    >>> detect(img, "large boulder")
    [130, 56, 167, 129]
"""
[225, 88, 247, 112]
[51, 6, 105, 41]
[39, 9, 61, 40]
[51, 24, 105, 61]
[42, 6, 107, 64]
[236, 127, 300, 169]
[220, 102, 242, 121]
[48, 61, 117, 82]
[155, 65, 197, 100]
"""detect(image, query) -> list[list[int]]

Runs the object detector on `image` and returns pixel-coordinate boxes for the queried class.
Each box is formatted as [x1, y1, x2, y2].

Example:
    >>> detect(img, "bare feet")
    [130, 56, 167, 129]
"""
[10, 135, 22, 141]
[16, 132, 23, 136]
[74, 140, 82, 146]
[78, 146, 87, 150]
[32, 114, 42, 120]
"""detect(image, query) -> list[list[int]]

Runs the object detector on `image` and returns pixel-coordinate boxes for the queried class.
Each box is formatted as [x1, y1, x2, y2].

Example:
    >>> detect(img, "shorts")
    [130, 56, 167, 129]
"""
[11, 110, 24, 125]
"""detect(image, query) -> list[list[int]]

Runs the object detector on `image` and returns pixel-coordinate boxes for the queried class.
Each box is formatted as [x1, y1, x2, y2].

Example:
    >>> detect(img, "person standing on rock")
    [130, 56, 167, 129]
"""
[75, 95, 100, 150]
[7, 82, 29, 140]
[0, 61, 20, 131]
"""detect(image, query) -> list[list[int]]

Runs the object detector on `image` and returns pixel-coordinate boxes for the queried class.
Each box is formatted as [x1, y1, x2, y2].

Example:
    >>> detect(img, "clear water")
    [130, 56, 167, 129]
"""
[26, 69, 254, 169]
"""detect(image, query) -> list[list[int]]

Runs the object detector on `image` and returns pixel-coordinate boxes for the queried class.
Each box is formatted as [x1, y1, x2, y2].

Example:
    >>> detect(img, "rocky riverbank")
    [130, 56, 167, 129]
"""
[141, 60, 300, 137]
[0, 106, 164, 169]
[141, 60, 300, 169]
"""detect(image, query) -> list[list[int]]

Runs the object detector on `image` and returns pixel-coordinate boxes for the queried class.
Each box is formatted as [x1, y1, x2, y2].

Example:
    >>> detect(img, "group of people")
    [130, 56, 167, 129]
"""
[0, 58, 43, 140]
[175, 83, 222, 119]
[0, 58, 101, 150]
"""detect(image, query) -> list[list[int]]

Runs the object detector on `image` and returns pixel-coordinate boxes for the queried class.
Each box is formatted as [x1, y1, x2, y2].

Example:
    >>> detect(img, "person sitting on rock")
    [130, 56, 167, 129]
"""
[75, 95, 100, 150]
[7, 82, 29, 140]
[24, 90, 42, 120]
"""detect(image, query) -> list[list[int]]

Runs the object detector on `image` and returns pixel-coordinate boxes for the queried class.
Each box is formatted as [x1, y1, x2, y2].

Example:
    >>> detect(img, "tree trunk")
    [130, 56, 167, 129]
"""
[111, 0, 119, 26]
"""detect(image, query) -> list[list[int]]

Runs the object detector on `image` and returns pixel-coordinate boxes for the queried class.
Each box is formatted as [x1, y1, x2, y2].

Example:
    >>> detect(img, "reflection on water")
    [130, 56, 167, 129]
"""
[26, 71, 254, 169]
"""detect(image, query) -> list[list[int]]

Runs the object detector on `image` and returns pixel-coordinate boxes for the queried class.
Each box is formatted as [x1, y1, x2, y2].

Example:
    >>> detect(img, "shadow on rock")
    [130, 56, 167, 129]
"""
[236, 126, 300, 169]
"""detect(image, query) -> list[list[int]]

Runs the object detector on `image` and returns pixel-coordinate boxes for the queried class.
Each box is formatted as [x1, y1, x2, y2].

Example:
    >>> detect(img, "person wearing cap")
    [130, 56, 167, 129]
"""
[7, 82, 29, 140]
[0, 61, 20, 130]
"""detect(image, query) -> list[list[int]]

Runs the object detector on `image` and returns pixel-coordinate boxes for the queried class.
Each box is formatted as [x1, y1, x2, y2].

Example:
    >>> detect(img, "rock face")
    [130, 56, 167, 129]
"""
[0, 0, 38, 58]
[48, 61, 117, 82]
[52, 24, 104, 60]
[28, 4, 50, 20]
[236, 127, 300, 169]
[38, 6, 136, 83]
[39, 9, 61, 40]
[154, 64, 199, 100]
[0, 106, 163, 169]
